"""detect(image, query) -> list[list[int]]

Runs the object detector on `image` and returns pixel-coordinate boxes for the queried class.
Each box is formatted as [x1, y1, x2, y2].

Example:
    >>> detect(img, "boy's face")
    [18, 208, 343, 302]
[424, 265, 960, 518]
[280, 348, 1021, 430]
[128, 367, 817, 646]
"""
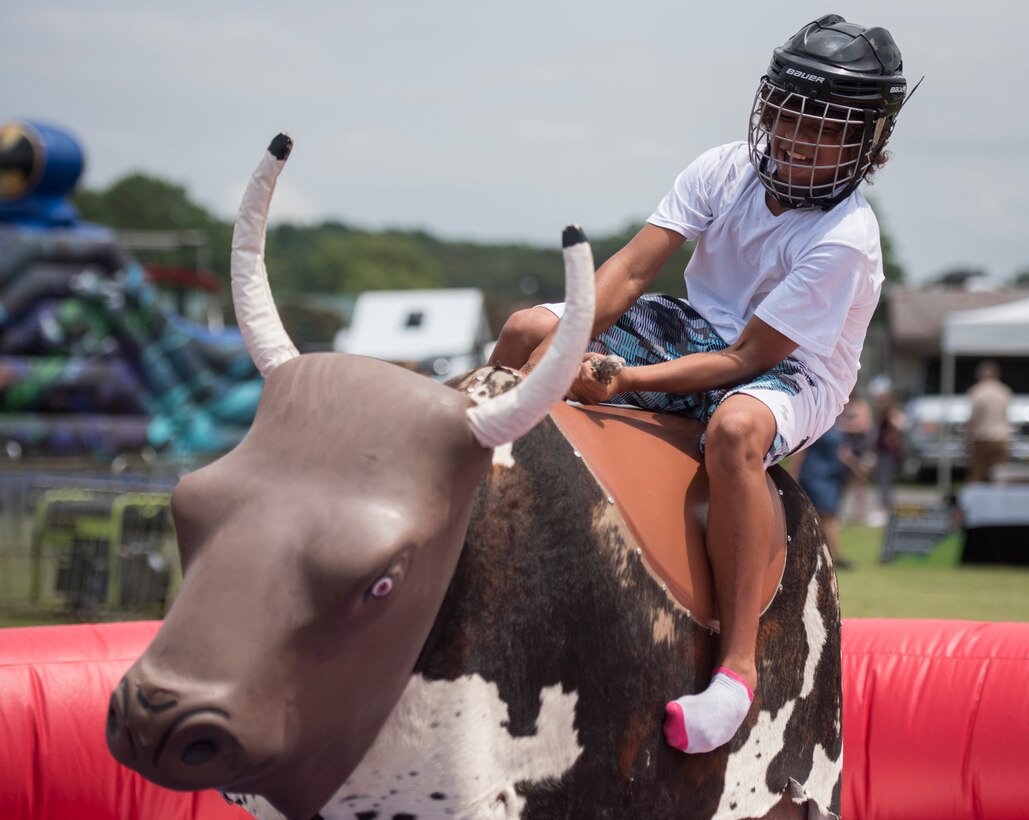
[766, 97, 864, 192]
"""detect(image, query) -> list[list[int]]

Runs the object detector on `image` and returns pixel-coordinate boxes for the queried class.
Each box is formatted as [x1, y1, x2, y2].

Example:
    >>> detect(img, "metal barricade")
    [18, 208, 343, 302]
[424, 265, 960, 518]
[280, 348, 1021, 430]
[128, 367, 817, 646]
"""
[0, 457, 191, 621]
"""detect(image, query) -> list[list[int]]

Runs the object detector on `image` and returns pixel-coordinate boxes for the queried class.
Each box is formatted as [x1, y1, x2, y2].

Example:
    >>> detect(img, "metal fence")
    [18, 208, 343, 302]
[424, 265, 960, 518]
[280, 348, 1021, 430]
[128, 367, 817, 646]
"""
[0, 457, 201, 621]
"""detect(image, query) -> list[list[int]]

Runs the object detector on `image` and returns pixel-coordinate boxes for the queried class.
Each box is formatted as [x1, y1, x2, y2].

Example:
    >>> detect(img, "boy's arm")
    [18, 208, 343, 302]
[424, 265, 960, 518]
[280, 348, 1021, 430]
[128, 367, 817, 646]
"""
[523, 224, 685, 371]
[570, 314, 799, 404]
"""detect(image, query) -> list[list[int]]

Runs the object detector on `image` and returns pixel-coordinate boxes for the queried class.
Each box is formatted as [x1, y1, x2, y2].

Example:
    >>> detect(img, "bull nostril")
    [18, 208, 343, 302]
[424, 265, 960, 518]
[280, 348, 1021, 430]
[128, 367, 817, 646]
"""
[182, 739, 219, 766]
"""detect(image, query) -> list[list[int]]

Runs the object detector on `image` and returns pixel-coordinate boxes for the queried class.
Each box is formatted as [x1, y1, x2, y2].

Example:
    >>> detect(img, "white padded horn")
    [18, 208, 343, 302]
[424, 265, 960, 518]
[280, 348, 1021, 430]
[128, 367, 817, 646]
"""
[467, 226, 595, 448]
[230, 134, 300, 377]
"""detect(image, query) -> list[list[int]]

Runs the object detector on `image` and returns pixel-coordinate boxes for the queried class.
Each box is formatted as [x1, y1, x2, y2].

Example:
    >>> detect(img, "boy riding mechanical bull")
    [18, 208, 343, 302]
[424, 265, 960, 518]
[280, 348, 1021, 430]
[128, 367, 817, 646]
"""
[490, 13, 917, 753]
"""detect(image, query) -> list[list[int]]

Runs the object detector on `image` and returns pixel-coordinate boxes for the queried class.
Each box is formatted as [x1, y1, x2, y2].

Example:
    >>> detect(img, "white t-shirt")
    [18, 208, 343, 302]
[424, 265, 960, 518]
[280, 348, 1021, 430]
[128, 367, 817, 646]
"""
[647, 141, 884, 429]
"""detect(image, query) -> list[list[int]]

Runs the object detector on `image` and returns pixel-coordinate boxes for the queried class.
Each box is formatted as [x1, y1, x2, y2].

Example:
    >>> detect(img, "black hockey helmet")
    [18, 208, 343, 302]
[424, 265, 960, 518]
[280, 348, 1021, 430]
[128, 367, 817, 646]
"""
[748, 14, 909, 210]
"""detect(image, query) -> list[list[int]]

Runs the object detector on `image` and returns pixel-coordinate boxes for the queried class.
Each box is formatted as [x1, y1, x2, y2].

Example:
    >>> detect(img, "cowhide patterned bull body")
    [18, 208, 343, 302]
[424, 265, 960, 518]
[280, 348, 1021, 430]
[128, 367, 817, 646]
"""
[107, 137, 842, 820]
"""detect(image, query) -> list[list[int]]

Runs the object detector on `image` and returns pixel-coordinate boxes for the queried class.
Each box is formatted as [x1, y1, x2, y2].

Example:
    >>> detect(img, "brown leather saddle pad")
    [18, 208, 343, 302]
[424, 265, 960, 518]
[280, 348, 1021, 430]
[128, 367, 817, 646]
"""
[550, 401, 788, 629]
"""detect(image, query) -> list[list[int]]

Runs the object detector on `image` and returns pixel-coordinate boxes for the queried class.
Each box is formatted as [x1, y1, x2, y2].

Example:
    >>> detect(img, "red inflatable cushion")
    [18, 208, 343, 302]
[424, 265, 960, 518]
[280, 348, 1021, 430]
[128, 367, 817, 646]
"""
[0, 621, 243, 820]
[841, 618, 1029, 820]
[3, 618, 1028, 819]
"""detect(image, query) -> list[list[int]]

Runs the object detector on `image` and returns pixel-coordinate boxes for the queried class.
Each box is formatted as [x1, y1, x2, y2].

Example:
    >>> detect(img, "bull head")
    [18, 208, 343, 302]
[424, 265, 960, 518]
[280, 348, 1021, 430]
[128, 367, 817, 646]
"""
[105, 135, 595, 819]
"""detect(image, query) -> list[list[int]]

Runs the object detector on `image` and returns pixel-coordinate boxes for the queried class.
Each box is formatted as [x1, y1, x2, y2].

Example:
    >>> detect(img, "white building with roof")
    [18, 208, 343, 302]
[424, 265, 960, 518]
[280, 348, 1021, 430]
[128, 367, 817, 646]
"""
[334, 288, 493, 379]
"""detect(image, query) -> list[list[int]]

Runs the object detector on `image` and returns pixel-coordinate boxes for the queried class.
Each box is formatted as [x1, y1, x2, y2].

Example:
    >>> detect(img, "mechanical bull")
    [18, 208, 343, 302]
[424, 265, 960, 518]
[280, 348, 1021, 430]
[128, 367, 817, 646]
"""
[107, 136, 843, 820]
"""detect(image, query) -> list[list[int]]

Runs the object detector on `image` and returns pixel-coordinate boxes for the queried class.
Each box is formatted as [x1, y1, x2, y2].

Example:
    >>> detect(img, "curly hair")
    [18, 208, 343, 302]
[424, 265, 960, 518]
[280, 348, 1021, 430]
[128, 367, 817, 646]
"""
[862, 147, 891, 183]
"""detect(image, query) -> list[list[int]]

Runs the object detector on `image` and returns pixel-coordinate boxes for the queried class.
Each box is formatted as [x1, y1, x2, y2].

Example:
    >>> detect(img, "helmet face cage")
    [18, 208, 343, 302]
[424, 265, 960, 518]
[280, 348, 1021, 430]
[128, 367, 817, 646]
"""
[748, 78, 887, 210]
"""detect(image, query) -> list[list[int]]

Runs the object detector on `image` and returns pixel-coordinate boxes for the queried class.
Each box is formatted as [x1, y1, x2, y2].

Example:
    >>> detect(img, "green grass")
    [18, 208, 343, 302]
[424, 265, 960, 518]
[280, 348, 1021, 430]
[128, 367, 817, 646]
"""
[837, 525, 1029, 621]
[0, 612, 98, 628]
[3, 524, 1027, 629]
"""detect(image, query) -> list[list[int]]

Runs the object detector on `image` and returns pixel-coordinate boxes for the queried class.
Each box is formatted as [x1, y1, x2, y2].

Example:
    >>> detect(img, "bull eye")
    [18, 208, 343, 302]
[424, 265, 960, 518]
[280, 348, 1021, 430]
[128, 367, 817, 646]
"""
[369, 575, 395, 598]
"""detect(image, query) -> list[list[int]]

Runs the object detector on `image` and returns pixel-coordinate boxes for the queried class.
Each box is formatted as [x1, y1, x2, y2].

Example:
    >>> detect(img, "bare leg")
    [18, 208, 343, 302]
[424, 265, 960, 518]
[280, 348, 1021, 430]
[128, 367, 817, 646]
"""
[488, 307, 558, 368]
[664, 394, 776, 753]
[703, 394, 778, 691]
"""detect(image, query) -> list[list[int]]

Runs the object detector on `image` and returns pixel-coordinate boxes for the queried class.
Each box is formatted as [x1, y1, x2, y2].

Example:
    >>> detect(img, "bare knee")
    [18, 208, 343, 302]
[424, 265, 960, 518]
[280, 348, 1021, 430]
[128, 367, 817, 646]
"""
[488, 307, 558, 368]
[705, 398, 776, 478]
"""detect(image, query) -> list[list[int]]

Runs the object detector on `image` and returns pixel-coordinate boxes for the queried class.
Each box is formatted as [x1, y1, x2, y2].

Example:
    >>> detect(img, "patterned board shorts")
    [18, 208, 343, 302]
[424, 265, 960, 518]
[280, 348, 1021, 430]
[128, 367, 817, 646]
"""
[566, 295, 822, 466]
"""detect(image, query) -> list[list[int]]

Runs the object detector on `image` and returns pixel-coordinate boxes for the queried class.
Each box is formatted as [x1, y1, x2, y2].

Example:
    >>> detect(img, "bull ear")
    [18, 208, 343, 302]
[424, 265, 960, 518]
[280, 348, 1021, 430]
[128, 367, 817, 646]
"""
[230, 134, 301, 377]
[466, 226, 595, 448]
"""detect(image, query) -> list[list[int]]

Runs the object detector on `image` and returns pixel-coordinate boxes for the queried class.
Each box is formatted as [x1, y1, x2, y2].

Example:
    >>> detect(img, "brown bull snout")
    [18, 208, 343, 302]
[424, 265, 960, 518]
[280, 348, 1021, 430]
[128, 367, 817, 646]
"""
[106, 672, 259, 791]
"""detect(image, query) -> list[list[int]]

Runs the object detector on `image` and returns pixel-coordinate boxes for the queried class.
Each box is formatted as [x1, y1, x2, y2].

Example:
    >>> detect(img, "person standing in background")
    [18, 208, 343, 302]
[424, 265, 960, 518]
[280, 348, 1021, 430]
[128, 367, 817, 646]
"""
[837, 392, 874, 524]
[965, 360, 1012, 483]
[790, 423, 859, 570]
[870, 376, 905, 522]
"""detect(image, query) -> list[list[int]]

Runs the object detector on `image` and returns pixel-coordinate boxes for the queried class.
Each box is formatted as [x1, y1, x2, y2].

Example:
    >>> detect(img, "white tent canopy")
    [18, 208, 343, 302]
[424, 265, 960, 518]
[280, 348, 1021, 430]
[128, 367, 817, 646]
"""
[943, 297, 1029, 356]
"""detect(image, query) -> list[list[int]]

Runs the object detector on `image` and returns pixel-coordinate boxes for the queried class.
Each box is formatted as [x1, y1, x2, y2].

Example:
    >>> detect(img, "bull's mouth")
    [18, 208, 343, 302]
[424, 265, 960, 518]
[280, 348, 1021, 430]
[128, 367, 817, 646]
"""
[107, 680, 275, 792]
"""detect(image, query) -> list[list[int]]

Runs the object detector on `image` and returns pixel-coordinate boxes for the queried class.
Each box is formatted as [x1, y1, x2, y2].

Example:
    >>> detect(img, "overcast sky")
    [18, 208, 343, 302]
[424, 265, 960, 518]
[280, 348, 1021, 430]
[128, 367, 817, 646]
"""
[4, 1, 1027, 284]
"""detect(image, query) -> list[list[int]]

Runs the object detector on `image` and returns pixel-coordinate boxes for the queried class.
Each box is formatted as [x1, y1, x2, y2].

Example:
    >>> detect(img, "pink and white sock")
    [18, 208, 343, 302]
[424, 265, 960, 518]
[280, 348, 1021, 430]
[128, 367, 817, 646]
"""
[663, 667, 755, 753]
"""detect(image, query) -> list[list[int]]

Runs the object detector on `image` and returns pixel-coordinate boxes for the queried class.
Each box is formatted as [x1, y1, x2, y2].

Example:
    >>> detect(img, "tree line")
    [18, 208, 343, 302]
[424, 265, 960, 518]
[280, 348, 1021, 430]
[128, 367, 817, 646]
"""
[73, 173, 905, 348]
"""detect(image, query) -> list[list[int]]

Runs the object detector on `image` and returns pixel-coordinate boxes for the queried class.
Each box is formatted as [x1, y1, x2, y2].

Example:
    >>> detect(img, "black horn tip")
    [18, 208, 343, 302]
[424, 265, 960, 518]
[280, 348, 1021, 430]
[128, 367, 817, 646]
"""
[562, 224, 587, 248]
[267, 133, 293, 161]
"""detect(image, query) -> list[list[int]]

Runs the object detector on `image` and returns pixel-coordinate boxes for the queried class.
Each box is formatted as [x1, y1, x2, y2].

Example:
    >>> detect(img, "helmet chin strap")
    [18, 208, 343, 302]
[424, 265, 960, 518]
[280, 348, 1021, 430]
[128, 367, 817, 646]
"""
[757, 143, 864, 212]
